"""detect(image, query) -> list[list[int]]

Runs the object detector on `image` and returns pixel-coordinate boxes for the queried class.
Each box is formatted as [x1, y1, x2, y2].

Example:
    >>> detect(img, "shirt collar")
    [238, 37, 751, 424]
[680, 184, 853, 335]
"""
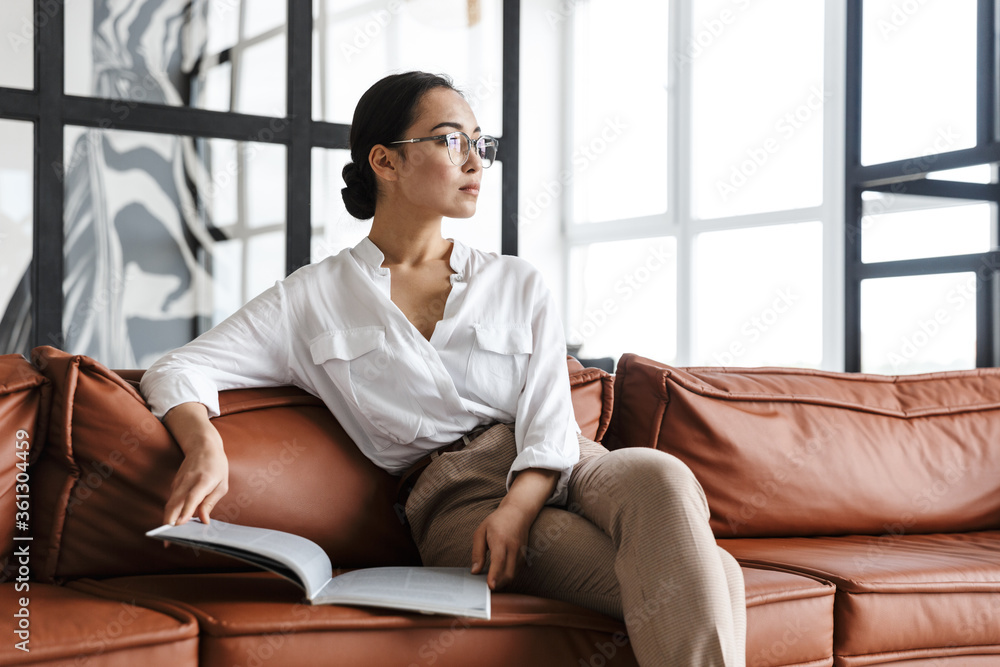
[352, 235, 469, 281]
[446, 237, 469, 281]
[351, 236, 388, 275]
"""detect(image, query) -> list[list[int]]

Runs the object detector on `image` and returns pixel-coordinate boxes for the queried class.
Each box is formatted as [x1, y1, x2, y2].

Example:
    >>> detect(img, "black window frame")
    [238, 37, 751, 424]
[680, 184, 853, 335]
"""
[0, 0, 520, 352]
[844, 0, 1000, 371]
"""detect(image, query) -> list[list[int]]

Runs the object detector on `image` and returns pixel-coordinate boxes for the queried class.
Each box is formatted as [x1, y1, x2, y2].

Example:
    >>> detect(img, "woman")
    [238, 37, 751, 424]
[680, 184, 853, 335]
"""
[140, 71, 746, 666]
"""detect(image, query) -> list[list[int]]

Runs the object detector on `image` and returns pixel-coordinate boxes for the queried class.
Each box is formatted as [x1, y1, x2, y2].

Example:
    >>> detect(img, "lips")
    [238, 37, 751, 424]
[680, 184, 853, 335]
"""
[460, 183, 480, 195]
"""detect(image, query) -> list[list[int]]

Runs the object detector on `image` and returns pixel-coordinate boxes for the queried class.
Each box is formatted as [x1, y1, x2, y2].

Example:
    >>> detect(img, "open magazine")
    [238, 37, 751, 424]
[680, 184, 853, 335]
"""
[146, 519, 490, 619]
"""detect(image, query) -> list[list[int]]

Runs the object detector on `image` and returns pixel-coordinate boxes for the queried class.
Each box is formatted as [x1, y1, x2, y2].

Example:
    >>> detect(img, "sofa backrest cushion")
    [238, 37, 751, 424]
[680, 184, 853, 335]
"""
[30, 347, 612, 582]
[0, 355, 48, 580]
[30, 346, 421, 582]
[567, 358, 614, 443]
[605, 353, 1000, 538]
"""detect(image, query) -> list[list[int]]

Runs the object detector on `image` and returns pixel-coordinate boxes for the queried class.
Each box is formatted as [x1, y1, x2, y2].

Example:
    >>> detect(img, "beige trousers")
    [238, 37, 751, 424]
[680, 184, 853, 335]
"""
[405, 424, 747, 666]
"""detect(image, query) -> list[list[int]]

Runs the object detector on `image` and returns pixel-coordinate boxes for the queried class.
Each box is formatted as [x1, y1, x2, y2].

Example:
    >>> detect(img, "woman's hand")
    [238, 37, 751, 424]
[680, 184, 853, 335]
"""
[470, 503, 534, 590]
[470, 468, 559, 590]
[162, 402, 229, 526]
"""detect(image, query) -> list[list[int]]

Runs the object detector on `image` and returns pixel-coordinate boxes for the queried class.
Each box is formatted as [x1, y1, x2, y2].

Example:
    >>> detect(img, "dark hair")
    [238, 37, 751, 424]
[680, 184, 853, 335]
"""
[341, 71, 460, 220]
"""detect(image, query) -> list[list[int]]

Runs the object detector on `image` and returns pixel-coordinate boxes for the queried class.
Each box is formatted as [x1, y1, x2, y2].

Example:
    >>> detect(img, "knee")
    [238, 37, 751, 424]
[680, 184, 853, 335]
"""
[608, 448, 708, 511]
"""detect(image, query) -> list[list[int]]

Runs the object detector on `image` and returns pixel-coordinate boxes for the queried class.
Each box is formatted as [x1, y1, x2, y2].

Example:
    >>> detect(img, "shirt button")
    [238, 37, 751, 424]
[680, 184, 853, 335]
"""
[454, 274, 463, 282]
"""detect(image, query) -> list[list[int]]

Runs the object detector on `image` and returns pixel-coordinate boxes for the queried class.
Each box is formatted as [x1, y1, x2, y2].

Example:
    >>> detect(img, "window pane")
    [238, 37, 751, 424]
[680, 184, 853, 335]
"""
[861, 0, 977, 166]
[236, 33, 287, 116]
[926, 165, 993, 184]
[65, 0, 288, 116]
[245, 143, 286, 228]
[861, 197, 993, 264]
[62, 127, 286, 367]
[0, 0, 33, 89]
[571, 0, 668, 223]
[861, 273, 977, 374]
[311, 147, 370, 261]
[247, 231, 285, 298]
[567, 238, 677, 365]
[0, 120, 34, 356]
[691, 0, 825, 219]
[692, 222, 823, 367]
[315, 0, 503, 135]
[244, 0, 286, 39]
[207, 0, 240, 55]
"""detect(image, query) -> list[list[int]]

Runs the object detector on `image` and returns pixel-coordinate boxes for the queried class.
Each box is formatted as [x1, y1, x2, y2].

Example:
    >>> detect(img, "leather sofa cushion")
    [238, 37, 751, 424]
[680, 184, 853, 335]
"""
[29, 347, 609, 583]
[30, 346, 420, 582]
[76, 563, 836, 667]
[0, 355, 48, 581]
[0, 581, 198, 666]
[71, 572, 639, 667]
[568, 362, 614, 442]
[606, 353, 1000, 538]
[738, 564, 834, 667]
[723, 532, 1000, 664]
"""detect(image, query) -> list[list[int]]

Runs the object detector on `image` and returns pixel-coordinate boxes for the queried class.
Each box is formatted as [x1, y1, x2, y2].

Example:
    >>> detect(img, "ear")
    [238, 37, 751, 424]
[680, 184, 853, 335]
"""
[369, 144, 400, 183]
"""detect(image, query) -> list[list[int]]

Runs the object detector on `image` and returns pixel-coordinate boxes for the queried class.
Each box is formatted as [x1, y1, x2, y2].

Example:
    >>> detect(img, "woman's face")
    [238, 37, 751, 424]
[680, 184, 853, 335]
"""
[388, 87, 485, 220]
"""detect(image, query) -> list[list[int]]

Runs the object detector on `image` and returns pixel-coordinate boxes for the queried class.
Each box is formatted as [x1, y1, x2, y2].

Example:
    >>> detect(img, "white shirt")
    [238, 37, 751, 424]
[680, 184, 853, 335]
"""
[140, 236, 581, 504]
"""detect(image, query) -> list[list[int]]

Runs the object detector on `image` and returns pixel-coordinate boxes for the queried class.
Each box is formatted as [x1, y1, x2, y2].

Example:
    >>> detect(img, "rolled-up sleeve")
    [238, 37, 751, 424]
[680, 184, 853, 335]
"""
[140, 281, 293, 419]
[508, 277, 581, 506]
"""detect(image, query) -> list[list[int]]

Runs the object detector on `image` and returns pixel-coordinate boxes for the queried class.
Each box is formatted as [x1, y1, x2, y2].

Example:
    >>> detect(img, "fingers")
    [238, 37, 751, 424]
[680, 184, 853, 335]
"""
[470, 524, 487, 574]
[163, 472, 227, 526]
[486, 541, 520, 591]
[195, 484, 228, 525]
[487, 546, 505, 590]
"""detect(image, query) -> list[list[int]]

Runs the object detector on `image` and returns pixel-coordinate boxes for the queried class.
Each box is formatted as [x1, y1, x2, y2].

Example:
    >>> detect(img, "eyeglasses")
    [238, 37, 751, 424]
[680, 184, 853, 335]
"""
[388, 131, 499, 169]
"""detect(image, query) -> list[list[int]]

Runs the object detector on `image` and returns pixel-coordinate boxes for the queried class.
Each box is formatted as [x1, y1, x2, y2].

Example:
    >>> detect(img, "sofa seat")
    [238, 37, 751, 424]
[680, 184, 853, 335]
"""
[740, 565, 835, 667]
[723, 532, 1000, 666]
[73, 564, 839, 667]
[0, 581, 198, 666]
[69, 572, 640, 666]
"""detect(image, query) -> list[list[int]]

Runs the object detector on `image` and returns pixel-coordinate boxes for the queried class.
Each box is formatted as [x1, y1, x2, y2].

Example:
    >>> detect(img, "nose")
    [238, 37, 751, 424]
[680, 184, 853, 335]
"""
[465, 148, 483, 172]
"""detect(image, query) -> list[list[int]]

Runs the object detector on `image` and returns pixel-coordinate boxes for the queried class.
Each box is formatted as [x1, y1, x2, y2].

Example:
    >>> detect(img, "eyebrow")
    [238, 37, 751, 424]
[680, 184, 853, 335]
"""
[430, 121, 482, 134]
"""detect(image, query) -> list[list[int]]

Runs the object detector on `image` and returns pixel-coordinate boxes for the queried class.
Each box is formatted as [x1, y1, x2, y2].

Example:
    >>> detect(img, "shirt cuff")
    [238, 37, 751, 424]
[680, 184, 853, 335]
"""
[141, 371, 222, 420]
[506, 431, 580, 506]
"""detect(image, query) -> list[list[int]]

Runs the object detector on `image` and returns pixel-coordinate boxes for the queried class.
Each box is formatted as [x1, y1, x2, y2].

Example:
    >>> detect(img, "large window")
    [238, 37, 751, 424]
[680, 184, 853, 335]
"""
[845, 0, 1000, 373]
[565, 0, 842, 370]
[0, 0, 519, 365]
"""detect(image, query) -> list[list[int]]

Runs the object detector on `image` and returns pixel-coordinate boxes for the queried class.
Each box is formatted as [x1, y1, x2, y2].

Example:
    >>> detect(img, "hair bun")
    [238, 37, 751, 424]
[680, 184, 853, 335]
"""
[341, 162, 376, 220]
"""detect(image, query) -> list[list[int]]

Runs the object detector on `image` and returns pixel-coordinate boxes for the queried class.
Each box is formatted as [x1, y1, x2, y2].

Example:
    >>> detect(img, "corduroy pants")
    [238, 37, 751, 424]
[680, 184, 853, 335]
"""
[404, 423, 747, 666]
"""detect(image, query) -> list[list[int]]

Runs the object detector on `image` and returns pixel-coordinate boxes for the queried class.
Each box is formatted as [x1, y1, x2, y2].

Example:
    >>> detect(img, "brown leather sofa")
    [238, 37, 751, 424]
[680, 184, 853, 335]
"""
[2, 346, 997, 665]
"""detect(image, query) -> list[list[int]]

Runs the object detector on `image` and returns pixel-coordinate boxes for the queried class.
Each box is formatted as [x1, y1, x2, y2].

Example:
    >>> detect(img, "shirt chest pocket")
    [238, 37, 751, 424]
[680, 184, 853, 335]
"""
[309, 326, 424, 448]
[466, 323, 533, 411]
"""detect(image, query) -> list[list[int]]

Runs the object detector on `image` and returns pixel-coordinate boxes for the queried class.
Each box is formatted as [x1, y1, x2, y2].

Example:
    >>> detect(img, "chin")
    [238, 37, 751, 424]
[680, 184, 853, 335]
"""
[447, 205, 478, 219]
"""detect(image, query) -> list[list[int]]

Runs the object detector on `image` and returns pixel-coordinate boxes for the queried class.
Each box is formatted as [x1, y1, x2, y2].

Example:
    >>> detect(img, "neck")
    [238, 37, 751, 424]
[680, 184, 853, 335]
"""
[368, 206, 450, 268]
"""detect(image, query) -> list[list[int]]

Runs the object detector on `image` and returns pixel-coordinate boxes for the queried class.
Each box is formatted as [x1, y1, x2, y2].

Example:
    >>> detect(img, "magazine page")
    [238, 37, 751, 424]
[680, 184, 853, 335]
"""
[146, 519, 333, 600]
[314, 566, 491, 620]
